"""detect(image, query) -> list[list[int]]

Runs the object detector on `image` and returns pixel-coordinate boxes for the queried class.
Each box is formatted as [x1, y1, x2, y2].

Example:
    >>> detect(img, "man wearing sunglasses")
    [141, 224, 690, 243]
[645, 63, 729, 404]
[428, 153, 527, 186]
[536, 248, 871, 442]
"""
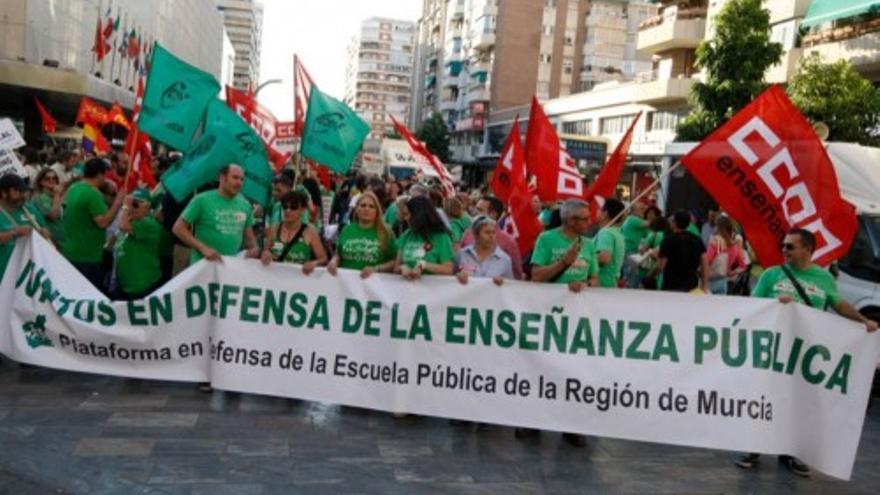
[736, 228, 878, 476]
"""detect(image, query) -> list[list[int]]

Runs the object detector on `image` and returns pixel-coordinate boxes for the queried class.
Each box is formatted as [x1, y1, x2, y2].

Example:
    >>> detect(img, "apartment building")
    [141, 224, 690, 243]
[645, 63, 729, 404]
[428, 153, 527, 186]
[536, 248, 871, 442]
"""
[216, 0, 264, 91]
[412, 0, 656, 168]
[344, 17, 416, 156]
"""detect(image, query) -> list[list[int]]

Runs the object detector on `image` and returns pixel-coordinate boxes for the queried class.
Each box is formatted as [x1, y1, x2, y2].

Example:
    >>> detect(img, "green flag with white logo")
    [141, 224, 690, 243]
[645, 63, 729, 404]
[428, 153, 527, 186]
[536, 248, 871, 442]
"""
[300, 87, 370, 173]
[161, 99, 274, 205]
[138, 43, 220, 151]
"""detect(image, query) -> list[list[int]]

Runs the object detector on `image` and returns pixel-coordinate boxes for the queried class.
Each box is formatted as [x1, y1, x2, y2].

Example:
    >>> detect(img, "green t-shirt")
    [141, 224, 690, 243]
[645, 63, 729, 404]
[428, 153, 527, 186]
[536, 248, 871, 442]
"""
[116, 217, 162, 295]
[595, 226, 625, 288]
[181, 190, 254, 264]
[269, 225, 313, 264]
[62, 182, 108, 263]
[531, 228, 599, 284]
[752, 264, 840, 310]
[539, 208, 554, 227]
[27, 193, 62, 242]
[383, 203, 399, 226]
[0, 208, 30, 279]
[337, 223, 397, 270]
[621, 215, 649, 255]
[396, 230, 454, 270]
[449, 215, 472, 243]
[687, 223, 700, 238]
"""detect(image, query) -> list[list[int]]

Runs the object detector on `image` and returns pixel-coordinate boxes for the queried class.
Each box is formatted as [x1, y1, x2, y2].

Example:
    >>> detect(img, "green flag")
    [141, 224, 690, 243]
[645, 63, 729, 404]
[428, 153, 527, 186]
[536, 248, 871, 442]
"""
[300, 87, 370, 173]
[162, 100, 274, 206]
[138, 43, 220, 151]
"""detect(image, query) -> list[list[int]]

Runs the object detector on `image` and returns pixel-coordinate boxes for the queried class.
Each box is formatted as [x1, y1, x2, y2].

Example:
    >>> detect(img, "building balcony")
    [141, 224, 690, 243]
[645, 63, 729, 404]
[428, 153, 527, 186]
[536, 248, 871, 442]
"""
[632, 71, 694, 104]
[472, 32, 495, 51]
[802, 21, 880, 75]
[441, 73, 460, 88]
[637, 10, 706, 56]
[465, 84, 490, 105]
[450, 0, 465, 20]
[765, 48, 803, 84]
[440, 98, 458, 112]
[766, 0, 811, 24]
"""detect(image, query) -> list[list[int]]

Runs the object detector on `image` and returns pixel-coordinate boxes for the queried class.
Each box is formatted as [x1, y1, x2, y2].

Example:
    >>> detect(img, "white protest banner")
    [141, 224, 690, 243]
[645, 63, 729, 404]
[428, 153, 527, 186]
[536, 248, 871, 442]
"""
[0, 118, 26, 150]
[0, 234, 877, 480]
[0, 148, 27, 178]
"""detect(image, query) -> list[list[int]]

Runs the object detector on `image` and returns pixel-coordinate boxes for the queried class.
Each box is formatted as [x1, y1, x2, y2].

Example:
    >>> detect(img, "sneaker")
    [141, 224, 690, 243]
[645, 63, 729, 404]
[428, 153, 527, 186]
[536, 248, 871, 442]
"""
[779, 455, 810, 477]
[734, 453, 761, 469]
[514, 427, 539, 439]
[562, 432, 587, 448]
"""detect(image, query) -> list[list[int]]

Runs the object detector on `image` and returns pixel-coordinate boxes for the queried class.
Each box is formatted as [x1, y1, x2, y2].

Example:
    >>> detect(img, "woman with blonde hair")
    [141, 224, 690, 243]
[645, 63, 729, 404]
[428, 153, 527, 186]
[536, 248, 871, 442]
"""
[706, 215, 747, 295]
[327, 191, 397, 279]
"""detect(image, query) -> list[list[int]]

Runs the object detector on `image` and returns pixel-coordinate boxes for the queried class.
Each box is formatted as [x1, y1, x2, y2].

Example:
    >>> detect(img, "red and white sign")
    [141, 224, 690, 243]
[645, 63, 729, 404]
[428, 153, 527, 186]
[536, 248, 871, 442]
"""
[682, 85, 857, 267]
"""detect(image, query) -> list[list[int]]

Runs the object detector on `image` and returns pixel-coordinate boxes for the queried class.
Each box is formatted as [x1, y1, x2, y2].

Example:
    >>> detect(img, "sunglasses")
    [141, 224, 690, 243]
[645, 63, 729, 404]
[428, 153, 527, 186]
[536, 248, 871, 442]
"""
[782, 243, 797, 251]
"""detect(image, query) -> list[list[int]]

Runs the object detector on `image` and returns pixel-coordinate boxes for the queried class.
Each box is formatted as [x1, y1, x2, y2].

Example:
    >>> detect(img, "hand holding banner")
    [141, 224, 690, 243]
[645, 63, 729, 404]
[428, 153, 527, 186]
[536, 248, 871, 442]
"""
[682, 85, 857, 267]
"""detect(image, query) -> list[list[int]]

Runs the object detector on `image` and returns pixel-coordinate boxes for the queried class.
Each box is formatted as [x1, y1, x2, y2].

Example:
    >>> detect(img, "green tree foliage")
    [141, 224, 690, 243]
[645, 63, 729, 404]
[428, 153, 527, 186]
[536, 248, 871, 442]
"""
[676, 0, 782, 141]
[415, 112, 451, 163]
[788, 53, 880, 146]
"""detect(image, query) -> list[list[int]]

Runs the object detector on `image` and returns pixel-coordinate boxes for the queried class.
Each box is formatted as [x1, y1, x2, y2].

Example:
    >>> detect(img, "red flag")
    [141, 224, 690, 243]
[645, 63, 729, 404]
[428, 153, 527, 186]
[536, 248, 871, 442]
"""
[132, 77, 145, 123]
[127, 30, 139, 59]
[389, 115, 456, 198]
[586, 112, 641, 200]
[91, 18, 111, 62]
[309, 160, 332, 189]
[524, 96, 585, 202]
[102, 15, 114, 40]
[76, 97, 109, 126]
[225, 85, 291, 171]
[490, 118, 526, 203]
[107, 103, 132, 131]
[504, 185, 544, 255]
[293, 55, 315, 137]
[33, 97, 57, 134]
[682, 85, 857, 267]
[124, 76, 156, 191]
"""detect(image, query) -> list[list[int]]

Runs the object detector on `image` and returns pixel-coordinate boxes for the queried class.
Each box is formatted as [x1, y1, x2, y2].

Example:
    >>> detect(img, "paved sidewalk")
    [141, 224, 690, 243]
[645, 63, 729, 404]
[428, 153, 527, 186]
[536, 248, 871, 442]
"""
[0, 360, 878, 494]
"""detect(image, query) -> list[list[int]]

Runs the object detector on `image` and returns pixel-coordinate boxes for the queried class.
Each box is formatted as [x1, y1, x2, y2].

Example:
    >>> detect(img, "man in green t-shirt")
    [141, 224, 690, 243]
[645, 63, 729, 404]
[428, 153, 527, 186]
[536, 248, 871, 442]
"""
[61, 158, 124, 292]
[115, 188, 163, 299]
[735, 228, 877, 477]
[531, 199, 599, 291]
[0, 174, 34, 279]
[620, 202, 649, 256]
[173, 164, 258, 264]
[594, 198, 625, 288]
[522, 198, 598, 448]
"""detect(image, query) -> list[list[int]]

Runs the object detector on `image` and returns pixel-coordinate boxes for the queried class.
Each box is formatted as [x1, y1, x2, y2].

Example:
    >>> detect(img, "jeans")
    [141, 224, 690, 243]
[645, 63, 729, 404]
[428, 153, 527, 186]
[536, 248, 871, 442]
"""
[708, 278, 728, 295]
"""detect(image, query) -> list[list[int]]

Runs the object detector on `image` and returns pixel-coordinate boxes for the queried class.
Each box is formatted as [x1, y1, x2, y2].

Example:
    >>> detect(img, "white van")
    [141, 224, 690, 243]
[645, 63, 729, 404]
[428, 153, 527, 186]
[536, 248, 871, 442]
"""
[825, 143, 880, 322]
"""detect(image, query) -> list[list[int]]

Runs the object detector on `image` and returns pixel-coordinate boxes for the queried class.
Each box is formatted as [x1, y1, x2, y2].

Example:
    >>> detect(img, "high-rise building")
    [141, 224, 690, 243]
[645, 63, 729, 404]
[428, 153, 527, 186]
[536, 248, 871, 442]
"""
[0, 0, 228, 144]
[216, 0, 264, 91]
[411, 0, 656, 168]
[344, 17, 416, 156]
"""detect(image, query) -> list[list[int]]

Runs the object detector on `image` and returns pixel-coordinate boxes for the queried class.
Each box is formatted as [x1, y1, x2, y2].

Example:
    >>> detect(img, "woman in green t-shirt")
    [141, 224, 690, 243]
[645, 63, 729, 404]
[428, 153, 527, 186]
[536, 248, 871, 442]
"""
[394, 196, 455, 279]
[444, 196, 471, 246]
[261, 191, 327, 274]
[27, 168, 64, 243]
[327, 191, 396, 278]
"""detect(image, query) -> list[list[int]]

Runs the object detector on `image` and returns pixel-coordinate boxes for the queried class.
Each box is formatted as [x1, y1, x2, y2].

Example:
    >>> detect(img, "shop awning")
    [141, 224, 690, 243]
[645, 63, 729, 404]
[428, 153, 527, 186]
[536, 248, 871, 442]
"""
[801, 0, 880, 28]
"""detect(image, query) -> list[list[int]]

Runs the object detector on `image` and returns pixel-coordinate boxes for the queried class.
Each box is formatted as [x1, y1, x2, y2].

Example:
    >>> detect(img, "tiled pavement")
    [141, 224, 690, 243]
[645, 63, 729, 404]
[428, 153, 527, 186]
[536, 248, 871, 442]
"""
[1, 360, 878, 494]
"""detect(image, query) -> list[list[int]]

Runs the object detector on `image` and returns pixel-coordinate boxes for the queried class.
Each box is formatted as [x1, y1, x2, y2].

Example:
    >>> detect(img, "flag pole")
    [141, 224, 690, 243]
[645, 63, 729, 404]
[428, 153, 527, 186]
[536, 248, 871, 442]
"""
[606, 159, 683, 227]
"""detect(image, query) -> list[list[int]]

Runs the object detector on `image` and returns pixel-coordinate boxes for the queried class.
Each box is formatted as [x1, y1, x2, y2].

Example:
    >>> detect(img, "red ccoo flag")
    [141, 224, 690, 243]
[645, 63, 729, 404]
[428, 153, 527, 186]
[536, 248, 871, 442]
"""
[33, 97, 57, 134]
[682, 85, 857, 267]
[389, 115, 456, 198]
[490, 117, 526, 203]
[524, 96, 586, 202]
[504, 184, 544, 255]
[125, 75, 156, 191]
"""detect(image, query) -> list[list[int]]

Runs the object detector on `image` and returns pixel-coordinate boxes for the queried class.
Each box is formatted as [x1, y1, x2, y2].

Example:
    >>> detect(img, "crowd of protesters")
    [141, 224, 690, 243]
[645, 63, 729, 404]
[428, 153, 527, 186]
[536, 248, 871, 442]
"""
[0, 142, 877, 476]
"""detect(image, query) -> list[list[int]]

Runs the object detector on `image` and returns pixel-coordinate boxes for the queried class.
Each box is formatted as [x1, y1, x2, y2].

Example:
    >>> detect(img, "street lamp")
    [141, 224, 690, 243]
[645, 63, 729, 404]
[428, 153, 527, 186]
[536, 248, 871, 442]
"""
[254, 78, 283, 98]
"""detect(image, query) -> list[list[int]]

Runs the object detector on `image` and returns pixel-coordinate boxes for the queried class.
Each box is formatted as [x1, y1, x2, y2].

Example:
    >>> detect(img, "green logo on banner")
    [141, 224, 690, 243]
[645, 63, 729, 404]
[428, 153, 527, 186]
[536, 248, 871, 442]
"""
[22, 314, 52, 349]
[161, 81, 191, 109]
[315, 112, 346, 133]
[235, 131, 260, 155]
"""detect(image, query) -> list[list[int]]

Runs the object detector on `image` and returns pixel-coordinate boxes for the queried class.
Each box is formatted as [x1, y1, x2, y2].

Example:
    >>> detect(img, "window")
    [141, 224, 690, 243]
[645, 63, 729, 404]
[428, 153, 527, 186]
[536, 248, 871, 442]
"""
[600, 114, 636, 135]
[561, 119, 592, 135]
[647, 110, 684, 132]
[540, 53, 552, 64]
